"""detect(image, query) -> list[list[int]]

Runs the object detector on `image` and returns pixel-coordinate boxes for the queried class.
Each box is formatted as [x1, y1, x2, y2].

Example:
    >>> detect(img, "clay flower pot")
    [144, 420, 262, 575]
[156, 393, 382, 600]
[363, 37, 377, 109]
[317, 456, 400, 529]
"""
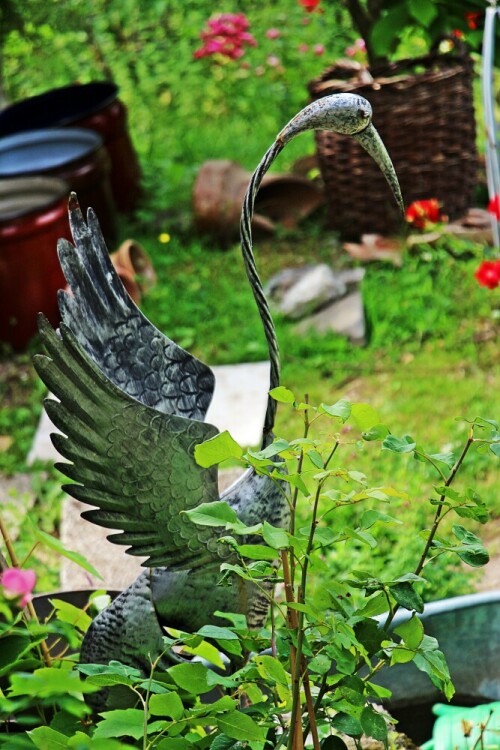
[0, 81, 142, 213]
[0, 176, 70, 349]
[0, 127, 117, 242]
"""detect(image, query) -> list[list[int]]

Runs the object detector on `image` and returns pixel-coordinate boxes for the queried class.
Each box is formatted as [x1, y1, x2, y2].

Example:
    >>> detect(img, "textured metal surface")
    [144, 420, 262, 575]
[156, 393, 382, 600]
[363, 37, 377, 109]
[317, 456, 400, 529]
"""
[34, 94, 402, 687]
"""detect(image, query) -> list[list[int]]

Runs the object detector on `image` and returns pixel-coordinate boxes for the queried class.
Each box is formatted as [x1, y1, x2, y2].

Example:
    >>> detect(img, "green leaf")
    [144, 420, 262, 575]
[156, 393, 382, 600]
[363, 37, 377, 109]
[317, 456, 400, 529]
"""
[370, 4, 409, 56]
[28, 727, 68, 750]
[360, 706, 388, 741]
[168, 662, 211, 694]
[394, 614, 424, 650]
[29, 523, 102, 580]
[194, 626, 236, 644]
[184, 501, 239, 527]
[390, 582, 424, 613]
[308, 653, 331, 674]
[93, 709, 145, 740]
[10, 667, 99, 698]
[235, 543, 278, 560]
[360, 510, 401, 529]
[254, 654, 289, 686]
[351, 403, 381, 431]
[269, 386, 295, 404]
[0, 634, 33, 676]
[321, 737, 349, 750]
[452, 525, 490, 567]
[194, 431, 243, 467]
[408, 0, 437, 26]
[331, 712, 362, 738]
[210, 736, 242, 750]
[320, 399, 351, 422]
[49, 598, 92, 633]
[67, 733, 129, 749]
[361, 424, 389, 442]
[262, 521, 289, 550]
[382, 434, 416, 454]
[353, 618, 385, 657]
[149, 691, 184, 719]
[307, 449, 324, 469]
[157, 740, 193, 750]
[216, 711, 266, 742]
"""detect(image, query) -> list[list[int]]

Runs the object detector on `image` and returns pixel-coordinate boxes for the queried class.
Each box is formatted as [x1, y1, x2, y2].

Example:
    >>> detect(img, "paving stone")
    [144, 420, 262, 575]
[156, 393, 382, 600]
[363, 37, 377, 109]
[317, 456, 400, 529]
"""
[295, 290, 366, 345]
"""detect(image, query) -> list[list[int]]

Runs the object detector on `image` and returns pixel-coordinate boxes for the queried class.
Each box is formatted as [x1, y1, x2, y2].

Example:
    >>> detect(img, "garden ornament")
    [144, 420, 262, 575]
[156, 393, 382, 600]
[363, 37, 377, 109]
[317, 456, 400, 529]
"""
[34, 93, 403, 696]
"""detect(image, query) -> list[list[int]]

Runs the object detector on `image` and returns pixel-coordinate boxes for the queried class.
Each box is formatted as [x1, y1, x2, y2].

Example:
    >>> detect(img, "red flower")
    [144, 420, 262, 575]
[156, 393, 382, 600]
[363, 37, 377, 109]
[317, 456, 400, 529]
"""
[405, 199, 445, 230]
[488, 194, 500, 220]
[475, 260, 500, 290]
[465, 11, 482, 30]
[298, 0, 321, 12]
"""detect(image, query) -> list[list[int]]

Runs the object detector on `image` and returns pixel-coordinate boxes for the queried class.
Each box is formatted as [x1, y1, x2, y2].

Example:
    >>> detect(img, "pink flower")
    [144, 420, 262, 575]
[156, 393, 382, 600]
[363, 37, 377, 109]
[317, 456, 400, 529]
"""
[313, 44, 325, 56]
[266, 28, 281, 40]
[345, 38, 366, 57]
[194, 13, 257, 61]
[267, 55, 281, 67]
[1, 568, 36, 607]
[298, 43, 309, 53]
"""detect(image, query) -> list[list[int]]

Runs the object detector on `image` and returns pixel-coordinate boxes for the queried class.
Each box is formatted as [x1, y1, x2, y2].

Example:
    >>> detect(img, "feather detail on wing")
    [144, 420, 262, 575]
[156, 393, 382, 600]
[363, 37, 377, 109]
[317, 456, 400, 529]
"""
[34, 315, 226, 570]
[57, 195, 214, 421]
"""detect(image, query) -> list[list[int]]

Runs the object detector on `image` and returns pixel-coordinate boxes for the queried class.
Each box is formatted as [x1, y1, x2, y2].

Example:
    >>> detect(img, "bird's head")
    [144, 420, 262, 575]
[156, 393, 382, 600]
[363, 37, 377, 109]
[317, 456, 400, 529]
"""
[278, 92, 404, 216]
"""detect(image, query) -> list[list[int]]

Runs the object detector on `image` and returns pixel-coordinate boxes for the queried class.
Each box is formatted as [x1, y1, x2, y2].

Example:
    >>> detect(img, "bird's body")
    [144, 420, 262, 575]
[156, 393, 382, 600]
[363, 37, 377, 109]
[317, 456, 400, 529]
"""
[34, 93, 403, 696]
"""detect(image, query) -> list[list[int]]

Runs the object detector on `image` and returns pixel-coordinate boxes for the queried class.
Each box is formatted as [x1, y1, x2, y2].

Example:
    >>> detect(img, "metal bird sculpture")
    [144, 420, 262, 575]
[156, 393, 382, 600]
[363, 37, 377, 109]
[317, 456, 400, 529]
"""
[34, 93, 403, 689]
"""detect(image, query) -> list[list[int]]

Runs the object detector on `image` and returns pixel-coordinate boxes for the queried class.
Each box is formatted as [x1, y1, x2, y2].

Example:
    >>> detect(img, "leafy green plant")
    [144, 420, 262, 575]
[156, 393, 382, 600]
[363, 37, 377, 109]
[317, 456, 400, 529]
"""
[0, 393, 497, 748]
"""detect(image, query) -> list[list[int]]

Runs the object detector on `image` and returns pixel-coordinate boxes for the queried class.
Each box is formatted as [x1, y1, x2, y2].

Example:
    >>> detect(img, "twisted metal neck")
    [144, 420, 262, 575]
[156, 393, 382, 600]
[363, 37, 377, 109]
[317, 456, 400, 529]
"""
[240, 138, 284, 441]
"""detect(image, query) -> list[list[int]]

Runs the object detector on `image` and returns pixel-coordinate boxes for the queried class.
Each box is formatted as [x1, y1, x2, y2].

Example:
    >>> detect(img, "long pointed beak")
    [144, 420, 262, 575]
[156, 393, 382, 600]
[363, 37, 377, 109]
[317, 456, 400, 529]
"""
[353, 123, 405, 217]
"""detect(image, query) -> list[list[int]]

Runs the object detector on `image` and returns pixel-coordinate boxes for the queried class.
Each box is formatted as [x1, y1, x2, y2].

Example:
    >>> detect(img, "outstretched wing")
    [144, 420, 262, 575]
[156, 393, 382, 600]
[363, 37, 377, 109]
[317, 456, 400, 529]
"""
[34, 316, 225, 570]
[57, 195, 214, 421]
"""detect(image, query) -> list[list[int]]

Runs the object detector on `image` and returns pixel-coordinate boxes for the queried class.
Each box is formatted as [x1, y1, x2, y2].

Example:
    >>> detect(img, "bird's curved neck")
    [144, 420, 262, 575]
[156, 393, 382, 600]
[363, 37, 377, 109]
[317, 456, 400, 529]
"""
[240, 139, 284, 442]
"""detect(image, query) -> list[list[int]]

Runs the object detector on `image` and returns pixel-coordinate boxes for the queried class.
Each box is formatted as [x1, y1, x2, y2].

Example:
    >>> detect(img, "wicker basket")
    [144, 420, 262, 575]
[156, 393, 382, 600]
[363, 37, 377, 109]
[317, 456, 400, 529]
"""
[308, 45, 477, 238]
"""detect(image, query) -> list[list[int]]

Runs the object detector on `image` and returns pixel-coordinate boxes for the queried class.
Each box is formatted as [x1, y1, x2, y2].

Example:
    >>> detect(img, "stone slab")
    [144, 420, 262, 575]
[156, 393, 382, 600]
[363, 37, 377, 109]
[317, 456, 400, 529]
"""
[295, 290, 366, 345]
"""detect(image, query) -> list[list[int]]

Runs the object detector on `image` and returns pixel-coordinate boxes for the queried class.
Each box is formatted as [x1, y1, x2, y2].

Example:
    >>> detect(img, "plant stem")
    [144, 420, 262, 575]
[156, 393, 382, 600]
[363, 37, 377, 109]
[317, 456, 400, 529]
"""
[384, 426, 474, 633]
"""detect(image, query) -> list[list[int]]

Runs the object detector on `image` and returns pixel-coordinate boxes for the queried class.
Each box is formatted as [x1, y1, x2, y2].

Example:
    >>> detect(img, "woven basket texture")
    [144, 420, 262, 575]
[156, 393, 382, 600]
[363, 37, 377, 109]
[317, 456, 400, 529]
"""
[308, 48, 477, 238]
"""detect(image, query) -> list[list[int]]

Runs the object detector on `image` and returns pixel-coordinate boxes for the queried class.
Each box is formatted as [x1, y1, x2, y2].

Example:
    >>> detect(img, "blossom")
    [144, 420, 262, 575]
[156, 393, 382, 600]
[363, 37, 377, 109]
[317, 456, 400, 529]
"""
[313, 44, 325, 56]
[266, 28, 281, 40]
[298, 43, 309, 53]
[345, 38, 366, 57]
[267, 55, 281, 67]
[299, 0, 321, 11]
[405, 198, 445, 230]
[194, 13, 257, 61]
[1, 568, 36, 607]
[465, 11, 482, 30]
[488, 194, 500, 220]
[474, 260, 500, 290]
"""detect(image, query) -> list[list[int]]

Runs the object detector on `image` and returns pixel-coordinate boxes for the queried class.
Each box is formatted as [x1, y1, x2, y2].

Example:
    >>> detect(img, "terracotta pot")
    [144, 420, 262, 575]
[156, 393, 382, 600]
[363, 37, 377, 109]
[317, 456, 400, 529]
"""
[0, 81, 142, 213]
[0, 127, 117, 242]
[0, 176, 71, 349]
[110, 239, 157, 294]
[193, 159, 324, 242]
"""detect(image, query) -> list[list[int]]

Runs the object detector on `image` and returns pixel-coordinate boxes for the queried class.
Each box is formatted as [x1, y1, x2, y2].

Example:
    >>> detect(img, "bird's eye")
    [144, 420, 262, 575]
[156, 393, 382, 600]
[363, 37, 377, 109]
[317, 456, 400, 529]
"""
[358, 108, 370, 120]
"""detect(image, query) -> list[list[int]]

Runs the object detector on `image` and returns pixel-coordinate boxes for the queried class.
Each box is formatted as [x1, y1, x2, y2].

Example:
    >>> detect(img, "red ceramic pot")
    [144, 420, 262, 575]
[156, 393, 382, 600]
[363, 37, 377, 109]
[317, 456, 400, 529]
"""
[0, 81, 142, 213]
[0, 127, 117, 242]
[0, 177, 70, 350]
